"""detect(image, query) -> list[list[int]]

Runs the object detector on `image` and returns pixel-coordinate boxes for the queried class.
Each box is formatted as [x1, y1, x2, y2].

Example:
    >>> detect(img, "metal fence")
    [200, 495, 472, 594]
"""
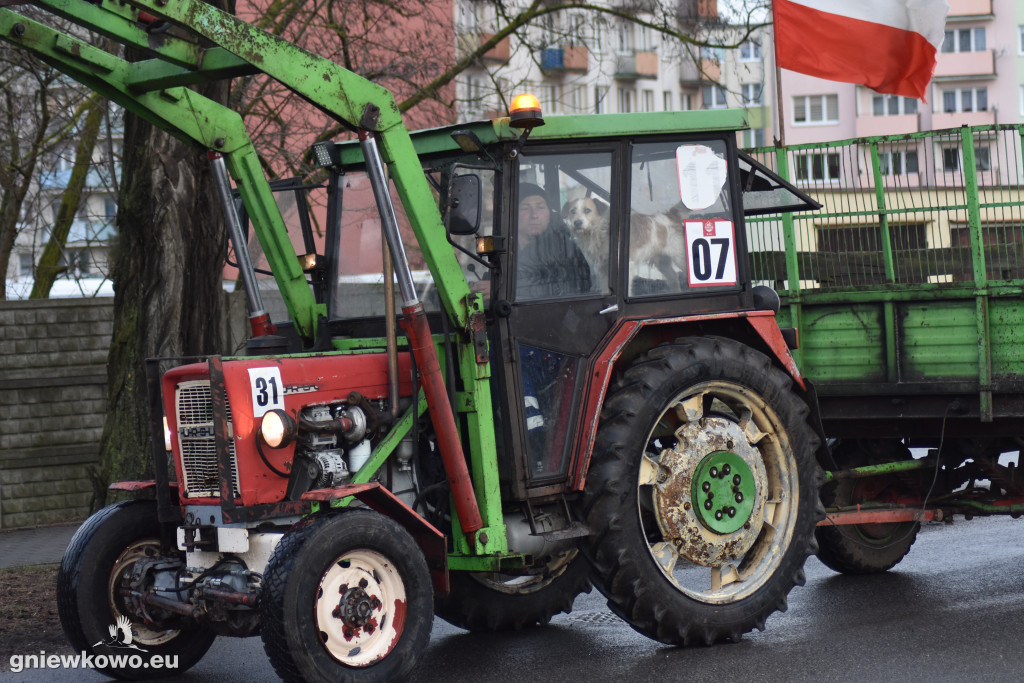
[745, 124, 1024, 295]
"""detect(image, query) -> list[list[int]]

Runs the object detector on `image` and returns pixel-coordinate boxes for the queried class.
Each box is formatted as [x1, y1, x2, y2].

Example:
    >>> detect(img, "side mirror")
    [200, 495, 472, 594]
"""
[446, 174, 482, 236]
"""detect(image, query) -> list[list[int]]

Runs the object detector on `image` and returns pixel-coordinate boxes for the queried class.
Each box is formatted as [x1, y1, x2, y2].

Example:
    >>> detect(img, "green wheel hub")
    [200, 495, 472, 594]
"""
[692, 451, 756, 534]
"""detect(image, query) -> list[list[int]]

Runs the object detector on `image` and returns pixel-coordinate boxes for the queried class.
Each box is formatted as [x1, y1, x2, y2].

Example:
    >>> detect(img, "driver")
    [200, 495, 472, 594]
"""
[515, 182, 591, 300]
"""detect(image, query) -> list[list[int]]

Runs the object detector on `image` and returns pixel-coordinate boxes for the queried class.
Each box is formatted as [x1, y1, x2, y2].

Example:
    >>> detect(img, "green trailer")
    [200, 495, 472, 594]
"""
[747, 124, 1024, 573]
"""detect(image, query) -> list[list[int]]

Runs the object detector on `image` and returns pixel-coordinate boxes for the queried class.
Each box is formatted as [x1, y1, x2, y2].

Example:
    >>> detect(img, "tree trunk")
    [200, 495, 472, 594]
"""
[93, 87, 230, 504]
[30, 95, 105, 299]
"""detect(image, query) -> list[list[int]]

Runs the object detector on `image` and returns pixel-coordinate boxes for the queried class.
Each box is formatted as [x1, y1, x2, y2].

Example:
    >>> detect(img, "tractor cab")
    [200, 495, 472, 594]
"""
[296, 102, 818, 503]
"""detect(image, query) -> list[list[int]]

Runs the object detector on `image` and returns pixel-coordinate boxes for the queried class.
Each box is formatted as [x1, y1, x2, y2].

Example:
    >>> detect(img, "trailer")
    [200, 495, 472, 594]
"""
[747, 124, 1024, 572]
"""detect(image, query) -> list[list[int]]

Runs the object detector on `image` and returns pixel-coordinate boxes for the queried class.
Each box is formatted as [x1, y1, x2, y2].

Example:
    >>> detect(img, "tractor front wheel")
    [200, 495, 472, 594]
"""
[260, 510, 433, 683]
[57, 500, 215, 679]
[580, 337, 823, 645]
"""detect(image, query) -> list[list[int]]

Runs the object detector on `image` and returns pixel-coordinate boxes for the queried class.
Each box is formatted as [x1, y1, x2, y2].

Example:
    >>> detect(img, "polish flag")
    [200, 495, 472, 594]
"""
[774, 0, 950, 100]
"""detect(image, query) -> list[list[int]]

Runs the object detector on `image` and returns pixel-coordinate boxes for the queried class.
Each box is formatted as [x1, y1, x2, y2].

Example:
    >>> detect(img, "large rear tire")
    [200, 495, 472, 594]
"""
[57, 500, 215, 679]
[260, 510, 433, 683]
[816, 440, 920, 574]
[434, 549, 591, 631]
[580, 337, 823, 645]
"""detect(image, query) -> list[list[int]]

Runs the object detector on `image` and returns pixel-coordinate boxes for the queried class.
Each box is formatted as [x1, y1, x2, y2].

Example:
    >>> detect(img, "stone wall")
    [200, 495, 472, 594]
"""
[0, 298, 112, 529]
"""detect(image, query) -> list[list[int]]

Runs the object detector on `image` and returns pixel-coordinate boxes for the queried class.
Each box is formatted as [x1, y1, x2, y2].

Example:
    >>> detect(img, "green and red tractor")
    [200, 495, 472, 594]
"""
[1, 1, 837, 680]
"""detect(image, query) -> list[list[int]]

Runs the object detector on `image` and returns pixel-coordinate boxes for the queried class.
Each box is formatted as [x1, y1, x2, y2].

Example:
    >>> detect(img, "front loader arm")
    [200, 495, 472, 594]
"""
[0, 4, 322, 339]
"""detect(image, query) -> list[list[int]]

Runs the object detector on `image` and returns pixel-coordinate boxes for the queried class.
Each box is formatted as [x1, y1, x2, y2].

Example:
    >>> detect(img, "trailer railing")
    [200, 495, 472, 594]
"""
[745, 125, 1024, 297]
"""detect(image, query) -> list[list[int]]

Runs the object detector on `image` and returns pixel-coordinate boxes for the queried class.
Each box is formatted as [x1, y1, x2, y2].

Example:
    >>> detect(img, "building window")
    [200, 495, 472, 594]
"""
[618, 88, 634, 113]
[637, 24, 653, 51]
[616, 20, 633, 53]
[641, 89, 655, 112]
[700, 45, 725, 61]
[702, 84, 728, 109]
[540, 84, 559, 114]
[18, 253, 33, 278]
[879, 150, 919, 175]
[680, 92, 694, 110]
[872, 95, 917, 116]
[795, 152, 841, 182]
[742, 128, 766, 148]
[793, 94, 839, 125]
[939, 146, 988, 172]
[104, 198, 117, 221]
[663, 90, 673, 111]
[739, 39, 761, 61]
[59, 249, 90, 278]
[942, 27, 985, 53]
[595, 86, 608, 114]
[569, 85, 587, 113]
[1019, 26, 1024, 54]
[942, 87, 988, 113]
[741, 83, 762, 106]
[975, 146, 990, 171]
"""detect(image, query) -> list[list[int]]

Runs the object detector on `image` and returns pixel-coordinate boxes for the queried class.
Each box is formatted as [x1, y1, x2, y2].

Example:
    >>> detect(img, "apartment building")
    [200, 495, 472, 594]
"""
[453, 0, 735, 122]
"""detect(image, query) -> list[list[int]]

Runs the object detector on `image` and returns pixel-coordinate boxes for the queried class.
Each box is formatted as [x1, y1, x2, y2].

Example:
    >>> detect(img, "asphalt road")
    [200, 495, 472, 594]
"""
[5, 515, 1024, 682]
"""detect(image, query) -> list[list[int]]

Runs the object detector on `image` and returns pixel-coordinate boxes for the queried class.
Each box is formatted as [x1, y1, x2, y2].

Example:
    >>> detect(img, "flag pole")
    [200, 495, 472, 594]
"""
[771, 0, 786, 148]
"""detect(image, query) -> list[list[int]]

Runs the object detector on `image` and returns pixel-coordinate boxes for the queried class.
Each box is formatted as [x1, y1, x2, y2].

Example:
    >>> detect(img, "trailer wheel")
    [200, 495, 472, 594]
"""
[816, 440, 920, 574]
[57, 500, 215, 679]
[261, 510, 432, 683]
[434, 549, 591, 631]
[580, 337, 823, 645]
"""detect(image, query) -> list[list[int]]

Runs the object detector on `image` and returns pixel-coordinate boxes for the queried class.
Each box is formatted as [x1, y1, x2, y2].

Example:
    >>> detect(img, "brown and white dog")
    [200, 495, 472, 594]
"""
[562, 196, 689, 291]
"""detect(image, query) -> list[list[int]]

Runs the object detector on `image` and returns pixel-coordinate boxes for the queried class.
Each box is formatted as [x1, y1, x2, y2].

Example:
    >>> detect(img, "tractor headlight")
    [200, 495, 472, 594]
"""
[261, 409, 296, 448]
[163, 416, 172, 452]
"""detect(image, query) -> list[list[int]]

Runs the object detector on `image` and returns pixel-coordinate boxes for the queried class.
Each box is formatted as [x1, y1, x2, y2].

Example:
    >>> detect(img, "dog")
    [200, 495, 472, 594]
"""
[562, 196, 689, 292]
[561, 196, 611, 291]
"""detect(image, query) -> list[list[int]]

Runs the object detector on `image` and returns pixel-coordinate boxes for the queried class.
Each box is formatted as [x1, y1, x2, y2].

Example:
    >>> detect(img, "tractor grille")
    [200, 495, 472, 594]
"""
[175, 380, 239, 499]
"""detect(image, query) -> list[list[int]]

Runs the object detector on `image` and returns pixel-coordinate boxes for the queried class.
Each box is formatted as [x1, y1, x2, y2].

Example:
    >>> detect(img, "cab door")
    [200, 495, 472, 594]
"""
[492, 145, 620, 497]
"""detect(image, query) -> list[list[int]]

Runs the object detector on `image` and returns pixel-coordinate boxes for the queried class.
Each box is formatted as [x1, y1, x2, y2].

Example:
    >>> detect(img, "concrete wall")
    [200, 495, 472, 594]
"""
[0, 297, 112, 529]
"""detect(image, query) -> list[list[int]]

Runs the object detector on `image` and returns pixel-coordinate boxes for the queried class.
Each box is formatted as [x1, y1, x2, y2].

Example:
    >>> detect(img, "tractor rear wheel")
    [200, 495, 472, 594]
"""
[580, 337, 823, 645]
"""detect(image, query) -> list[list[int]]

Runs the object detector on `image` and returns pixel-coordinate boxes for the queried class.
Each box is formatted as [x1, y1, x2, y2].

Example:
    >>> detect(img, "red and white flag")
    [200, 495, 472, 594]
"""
[774, 0, 950, 100]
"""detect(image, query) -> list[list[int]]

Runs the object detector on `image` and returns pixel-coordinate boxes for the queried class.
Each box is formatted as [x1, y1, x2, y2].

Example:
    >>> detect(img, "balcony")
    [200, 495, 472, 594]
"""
[934, 50, 995, 79]
[700, 58, 721, 82]
[456, 32, 511, 63]
[855, 113, 919, 138]
[540, 46, 588, 73]
[946, 0, 992, 18]
[614, 51, 658, 79]
[932, 110, 996, 128]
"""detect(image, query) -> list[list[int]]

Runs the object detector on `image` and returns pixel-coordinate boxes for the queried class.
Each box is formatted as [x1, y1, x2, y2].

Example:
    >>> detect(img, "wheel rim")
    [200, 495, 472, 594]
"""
[638, 380, 799, 604]
[107, 540, 181, 647]
[468, 550, 577, 595]
[314, 549, 407, 667]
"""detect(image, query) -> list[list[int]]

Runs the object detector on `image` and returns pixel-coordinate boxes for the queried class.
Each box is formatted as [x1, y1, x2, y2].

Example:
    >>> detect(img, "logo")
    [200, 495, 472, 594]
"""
[93, 616, 148, 652]
[703, 220, 716, 237]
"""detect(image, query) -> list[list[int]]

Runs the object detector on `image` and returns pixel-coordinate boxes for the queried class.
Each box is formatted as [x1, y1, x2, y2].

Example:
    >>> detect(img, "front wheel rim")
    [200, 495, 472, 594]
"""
[314, 549, 407, 667]
[639, 380, 799, 604]
[107, 540, 181, 647]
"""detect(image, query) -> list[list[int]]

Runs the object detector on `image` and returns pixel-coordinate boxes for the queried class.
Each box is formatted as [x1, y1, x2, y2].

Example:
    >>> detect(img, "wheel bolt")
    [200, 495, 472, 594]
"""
[704, 500, 713, 510]
[722, 464, 731, 476]
[702, 481, 711, 493]
[706, 491, 714, 500]
[709, 466, 719, 478]
[733, 474, 741, 485]
[728, 507, 736, 517]
[735, 493, 743, 503]
[715, 510, 724, 521]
